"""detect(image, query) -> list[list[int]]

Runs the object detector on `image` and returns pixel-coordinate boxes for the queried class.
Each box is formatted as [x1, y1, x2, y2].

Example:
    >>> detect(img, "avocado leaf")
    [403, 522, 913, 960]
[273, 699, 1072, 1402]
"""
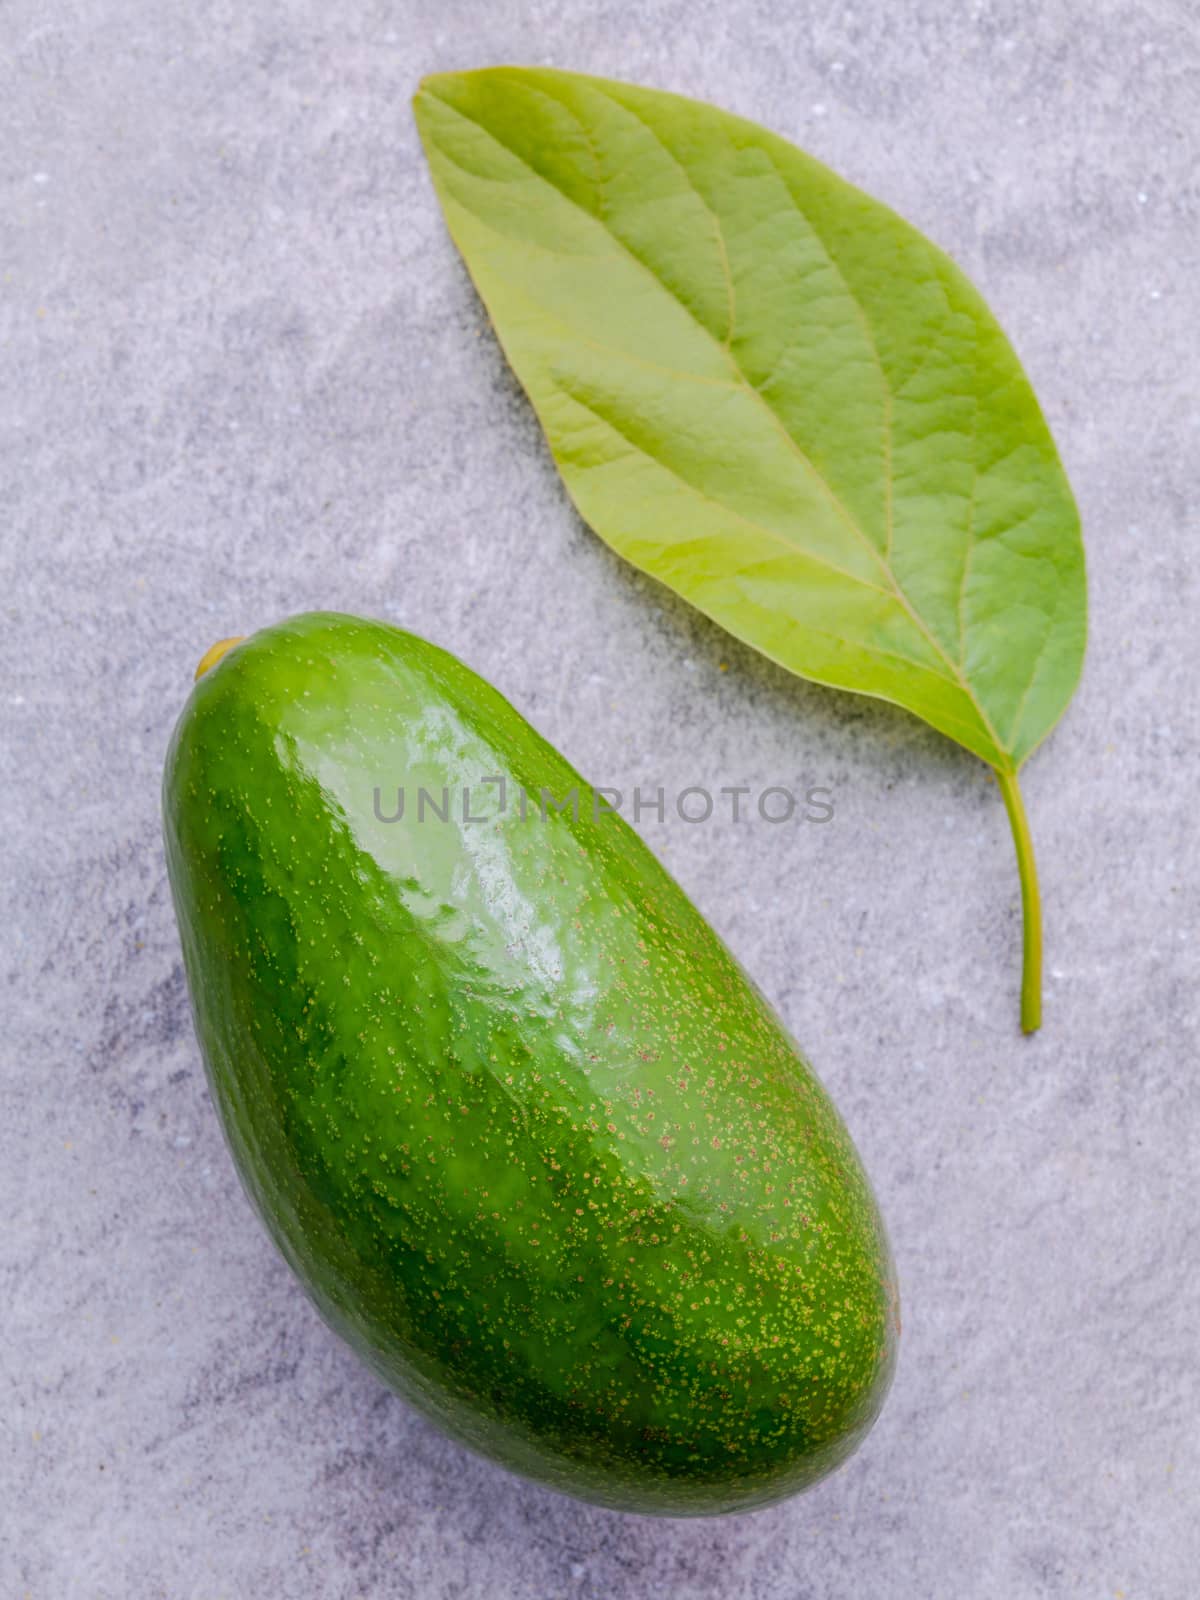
[413, 67, 1087, 1030]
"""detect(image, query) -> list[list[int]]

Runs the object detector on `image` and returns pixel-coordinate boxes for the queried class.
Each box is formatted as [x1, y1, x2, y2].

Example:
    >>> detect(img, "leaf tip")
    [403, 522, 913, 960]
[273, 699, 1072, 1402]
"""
[412, 72, 447, 109]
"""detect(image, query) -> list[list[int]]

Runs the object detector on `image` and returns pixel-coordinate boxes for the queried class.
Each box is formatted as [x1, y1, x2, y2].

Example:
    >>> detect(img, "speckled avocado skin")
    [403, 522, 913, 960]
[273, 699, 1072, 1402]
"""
[163, 611, 898, 1514]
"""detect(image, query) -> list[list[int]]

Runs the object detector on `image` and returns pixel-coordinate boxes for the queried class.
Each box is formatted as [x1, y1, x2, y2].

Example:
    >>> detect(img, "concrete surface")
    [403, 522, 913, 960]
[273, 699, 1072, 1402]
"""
[3, 1, 1197, 1595]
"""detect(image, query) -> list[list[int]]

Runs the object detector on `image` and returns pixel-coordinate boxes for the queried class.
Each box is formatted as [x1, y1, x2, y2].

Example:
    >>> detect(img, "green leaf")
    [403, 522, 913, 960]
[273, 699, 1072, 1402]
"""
[413, 67, 1087, 1030]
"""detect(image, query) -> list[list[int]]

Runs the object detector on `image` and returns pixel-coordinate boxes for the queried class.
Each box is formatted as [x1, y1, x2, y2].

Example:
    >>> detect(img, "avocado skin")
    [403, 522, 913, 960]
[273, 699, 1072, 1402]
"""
[163, 612, 897, 1514]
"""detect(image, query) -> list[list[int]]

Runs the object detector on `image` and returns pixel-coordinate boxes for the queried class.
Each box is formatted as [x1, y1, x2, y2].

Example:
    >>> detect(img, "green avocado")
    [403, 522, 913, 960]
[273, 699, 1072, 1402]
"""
[163, 611, 897, 1514]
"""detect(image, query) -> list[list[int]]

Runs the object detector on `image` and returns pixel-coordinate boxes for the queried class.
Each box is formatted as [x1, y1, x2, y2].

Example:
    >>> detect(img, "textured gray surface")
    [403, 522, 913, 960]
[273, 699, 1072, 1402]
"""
[3, 0, 1198, 1595]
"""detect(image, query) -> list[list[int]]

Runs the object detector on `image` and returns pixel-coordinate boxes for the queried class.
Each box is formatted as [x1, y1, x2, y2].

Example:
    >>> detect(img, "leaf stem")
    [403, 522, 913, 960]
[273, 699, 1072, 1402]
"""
[996, 768, 1042, 1034]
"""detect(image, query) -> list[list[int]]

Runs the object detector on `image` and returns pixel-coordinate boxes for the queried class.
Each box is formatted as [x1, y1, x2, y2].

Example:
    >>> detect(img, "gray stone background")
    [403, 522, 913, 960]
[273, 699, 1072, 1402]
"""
[3, 0, 1197, 1595]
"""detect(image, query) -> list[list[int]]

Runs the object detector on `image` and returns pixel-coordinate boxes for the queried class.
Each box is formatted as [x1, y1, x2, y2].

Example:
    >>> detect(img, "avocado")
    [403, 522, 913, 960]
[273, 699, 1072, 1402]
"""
[163, 611, 897, 1514]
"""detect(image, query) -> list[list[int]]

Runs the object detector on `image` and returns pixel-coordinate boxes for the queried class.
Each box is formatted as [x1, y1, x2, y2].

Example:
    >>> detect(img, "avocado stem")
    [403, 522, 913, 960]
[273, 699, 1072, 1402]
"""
[996, 767, 1042, 1035]
[194, 636, 245, 681]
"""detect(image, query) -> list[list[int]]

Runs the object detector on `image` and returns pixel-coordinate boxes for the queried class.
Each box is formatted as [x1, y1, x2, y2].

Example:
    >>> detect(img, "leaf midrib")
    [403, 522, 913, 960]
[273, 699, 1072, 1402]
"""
[421, 77, 1018, 770]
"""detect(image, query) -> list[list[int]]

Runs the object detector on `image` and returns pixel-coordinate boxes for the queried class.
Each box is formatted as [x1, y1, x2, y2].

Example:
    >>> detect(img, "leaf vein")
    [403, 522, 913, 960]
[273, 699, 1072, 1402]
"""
[558, 381, 908, 614]
[592, 89, 738, 350]
[955, 336, 982, 671]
